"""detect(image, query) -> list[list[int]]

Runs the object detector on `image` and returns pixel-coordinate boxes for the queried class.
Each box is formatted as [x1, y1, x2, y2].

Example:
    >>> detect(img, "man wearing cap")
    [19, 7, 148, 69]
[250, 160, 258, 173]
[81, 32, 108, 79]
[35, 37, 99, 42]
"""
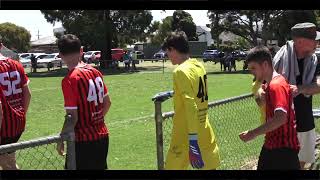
[272, 22, 320, 169]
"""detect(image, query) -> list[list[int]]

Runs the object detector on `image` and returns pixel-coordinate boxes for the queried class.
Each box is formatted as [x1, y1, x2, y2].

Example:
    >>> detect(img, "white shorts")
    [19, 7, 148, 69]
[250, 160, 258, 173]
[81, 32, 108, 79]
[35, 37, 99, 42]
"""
[297, 129, 316, 163]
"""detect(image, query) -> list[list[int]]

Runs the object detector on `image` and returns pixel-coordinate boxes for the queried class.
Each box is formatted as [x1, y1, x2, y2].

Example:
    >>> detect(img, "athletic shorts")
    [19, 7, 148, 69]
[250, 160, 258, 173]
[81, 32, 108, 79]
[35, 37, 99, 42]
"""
[165, 144, 220, 170]
[257, 147, 300, 170]
[297, 128, 316, 163]
[65, 136, 109, 170]
[0, 133, 22, 155]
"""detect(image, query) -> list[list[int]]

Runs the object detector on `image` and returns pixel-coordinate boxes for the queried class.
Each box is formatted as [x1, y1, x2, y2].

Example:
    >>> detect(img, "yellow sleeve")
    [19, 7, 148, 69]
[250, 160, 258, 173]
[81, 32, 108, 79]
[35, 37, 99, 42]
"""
[174, 69, 199, 135]
[252, 80, 261, 96]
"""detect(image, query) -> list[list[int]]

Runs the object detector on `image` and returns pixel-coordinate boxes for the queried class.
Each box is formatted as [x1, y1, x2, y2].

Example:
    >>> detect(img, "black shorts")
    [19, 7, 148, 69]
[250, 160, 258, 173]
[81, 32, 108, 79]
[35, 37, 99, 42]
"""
[257, 147, 300, 170]
[68, 136, 109, 170]
[0, 133, 22, 154]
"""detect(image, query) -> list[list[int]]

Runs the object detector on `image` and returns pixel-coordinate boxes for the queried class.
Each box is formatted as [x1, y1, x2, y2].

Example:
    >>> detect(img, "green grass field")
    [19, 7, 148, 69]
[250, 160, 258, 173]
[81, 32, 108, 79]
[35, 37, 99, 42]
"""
[13, 60, 320, 170]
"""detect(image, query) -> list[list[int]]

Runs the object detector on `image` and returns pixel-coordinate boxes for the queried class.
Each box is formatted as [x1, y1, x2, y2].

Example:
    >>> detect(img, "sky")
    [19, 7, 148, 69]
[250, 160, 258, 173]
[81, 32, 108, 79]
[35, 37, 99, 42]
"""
[0, 10, 210, 41]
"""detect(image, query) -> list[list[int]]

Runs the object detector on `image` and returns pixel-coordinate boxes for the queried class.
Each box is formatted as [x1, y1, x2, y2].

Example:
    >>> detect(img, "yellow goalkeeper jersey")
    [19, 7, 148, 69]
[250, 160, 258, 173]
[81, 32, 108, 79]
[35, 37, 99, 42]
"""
[171, 58, 218, 149]
[251, 80, 266, 124]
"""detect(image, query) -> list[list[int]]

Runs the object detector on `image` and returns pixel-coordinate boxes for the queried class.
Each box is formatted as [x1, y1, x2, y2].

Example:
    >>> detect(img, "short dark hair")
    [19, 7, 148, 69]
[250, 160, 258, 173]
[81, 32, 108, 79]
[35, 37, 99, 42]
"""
[161, 31, 189, 54]
[57, 34, 81, 55]
[246, 46, 272, 66]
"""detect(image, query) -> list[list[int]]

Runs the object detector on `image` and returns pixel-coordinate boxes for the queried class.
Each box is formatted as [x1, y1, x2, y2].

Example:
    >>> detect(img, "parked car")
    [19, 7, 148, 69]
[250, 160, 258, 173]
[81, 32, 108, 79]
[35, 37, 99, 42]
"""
[153, 50, 167, 59]
[111, 48, 125, 61]
[84, 51, 101, 64]
[37, 53, 62, 70]
[19, 53, 46, 68]
[203, 49, 221, 62]
[231, 50, 247, 59]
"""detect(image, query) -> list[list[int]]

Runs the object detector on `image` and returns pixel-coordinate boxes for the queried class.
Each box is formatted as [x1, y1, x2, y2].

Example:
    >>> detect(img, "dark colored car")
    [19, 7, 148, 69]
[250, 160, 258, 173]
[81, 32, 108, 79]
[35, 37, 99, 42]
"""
[203, 49, 223, 63]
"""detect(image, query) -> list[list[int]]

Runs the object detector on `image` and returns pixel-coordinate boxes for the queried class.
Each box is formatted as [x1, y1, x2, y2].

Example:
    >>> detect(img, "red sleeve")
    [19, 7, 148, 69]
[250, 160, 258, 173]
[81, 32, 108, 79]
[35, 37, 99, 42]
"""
[104, 82, 108, 96]
[17, 61, 29, 86]
[269, 83, 289, 114]
[62, 76, 79, 110]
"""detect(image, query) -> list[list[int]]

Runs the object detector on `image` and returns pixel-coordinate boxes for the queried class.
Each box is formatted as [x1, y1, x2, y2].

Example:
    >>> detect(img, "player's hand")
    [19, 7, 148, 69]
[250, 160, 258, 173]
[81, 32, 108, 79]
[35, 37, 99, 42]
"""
[188, 134, 204, 169]
[239, 130, 256, 142]
[290, 85, 300, 97]
[56, 141, 65, 156]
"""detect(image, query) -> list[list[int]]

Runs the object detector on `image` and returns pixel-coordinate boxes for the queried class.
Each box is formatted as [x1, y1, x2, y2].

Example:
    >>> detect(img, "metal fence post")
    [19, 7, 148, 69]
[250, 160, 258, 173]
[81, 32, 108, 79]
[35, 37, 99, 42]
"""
[66, 131, 76, 170]
[63, 114, 76, 170]
[155, 100, 164, 170]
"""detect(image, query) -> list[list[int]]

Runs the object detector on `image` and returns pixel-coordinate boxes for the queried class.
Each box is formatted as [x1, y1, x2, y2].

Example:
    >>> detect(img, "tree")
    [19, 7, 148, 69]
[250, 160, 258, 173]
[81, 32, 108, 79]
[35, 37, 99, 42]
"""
[41, 10, 153, 68]
[150, 16, 173, 45]
[208, 10, 284, 46]
[0, 22, 31, 52]
[270, 10, 317, 46]
[172, 10, 198, 41]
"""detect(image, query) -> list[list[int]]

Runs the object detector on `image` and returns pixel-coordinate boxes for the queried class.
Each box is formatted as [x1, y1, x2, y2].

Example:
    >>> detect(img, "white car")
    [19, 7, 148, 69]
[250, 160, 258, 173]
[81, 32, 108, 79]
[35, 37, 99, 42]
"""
[37, 53, 62, 69]
[19, 53, 46, 68]
[84, 51, 101, 63]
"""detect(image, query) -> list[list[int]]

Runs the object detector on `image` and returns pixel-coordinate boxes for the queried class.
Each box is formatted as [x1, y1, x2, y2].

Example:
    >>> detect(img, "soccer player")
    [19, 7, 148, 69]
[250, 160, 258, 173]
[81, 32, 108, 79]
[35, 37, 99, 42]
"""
[162, 31, 220, 170]
[0, 35, 31, 170]
[56, 34, 111, 170]
[239, 46, 300, 170]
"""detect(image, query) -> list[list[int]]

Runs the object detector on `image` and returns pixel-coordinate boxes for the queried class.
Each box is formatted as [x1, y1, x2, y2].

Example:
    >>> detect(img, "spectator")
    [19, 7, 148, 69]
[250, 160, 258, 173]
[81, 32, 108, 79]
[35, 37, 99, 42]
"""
[57, 34, 111, 170]
[123, 51, 131, 71]
[30, 54, 37, 73]
[273, 22, 320, 169]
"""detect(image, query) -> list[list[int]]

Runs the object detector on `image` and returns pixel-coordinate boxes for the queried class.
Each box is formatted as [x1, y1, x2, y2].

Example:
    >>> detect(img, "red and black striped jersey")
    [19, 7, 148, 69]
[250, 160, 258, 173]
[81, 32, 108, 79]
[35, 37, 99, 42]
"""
[62, 64, 109, 142]
[265, 75, 299, 151]
[0, 58, 29, 138]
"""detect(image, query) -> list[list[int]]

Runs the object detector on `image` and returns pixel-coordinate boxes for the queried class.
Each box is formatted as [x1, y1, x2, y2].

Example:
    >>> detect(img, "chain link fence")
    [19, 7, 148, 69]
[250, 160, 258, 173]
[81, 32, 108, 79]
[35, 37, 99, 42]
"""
[0, 116, 76, 170]
[153, 92, 320, 170]
[0, 133, 75, 170]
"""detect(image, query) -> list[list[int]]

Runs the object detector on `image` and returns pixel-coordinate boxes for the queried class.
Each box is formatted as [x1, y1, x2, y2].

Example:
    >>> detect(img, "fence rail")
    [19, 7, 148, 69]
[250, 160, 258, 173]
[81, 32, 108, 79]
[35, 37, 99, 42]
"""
[0, 115, 76, 170]
[153, 92, 320, 170]
[0, 132, 75, 170]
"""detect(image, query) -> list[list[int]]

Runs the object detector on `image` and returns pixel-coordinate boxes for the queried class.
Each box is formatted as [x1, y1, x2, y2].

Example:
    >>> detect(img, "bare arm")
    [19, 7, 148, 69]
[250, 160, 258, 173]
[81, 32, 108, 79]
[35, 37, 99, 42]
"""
[60, 109, 78, 135]
[239, 110, 287, 142]
[102, 95, 111, 117]
[297, 77, 320, 95]
[22, 85, 31, 114]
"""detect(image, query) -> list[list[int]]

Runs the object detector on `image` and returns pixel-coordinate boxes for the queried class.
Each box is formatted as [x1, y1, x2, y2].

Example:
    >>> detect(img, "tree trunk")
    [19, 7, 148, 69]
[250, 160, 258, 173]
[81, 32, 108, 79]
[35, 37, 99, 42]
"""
[100, 10, 112, 69]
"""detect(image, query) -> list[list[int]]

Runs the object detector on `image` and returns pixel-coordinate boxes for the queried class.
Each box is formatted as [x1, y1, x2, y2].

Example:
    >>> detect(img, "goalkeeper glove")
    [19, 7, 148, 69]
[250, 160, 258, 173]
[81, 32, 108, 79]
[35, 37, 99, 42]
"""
[189, 134, 204, 169]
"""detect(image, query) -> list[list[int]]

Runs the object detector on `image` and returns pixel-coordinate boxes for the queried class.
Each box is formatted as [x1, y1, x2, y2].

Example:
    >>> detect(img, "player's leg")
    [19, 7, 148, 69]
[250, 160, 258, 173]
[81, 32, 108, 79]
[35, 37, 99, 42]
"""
[200, 145, 220, 170]
[0, 134, 22, 170]
[164, 144, 189, 170]
[74, 141, 92, 170]
[257, 147, 270, 170]
[297, 129, 316, 170]
[89, 136, 109, 170]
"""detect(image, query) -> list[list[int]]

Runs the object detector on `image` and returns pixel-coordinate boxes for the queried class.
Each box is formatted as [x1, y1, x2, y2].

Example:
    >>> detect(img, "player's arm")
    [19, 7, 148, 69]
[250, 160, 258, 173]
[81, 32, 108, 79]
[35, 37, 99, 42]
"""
[20, 65, 31, 114]
[57, 78, 78, 156]
[240, 83, 288, 142]
[102, 82, 111, 117]
[102, 95, 111, 117]
[22, 85, 31, 114]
